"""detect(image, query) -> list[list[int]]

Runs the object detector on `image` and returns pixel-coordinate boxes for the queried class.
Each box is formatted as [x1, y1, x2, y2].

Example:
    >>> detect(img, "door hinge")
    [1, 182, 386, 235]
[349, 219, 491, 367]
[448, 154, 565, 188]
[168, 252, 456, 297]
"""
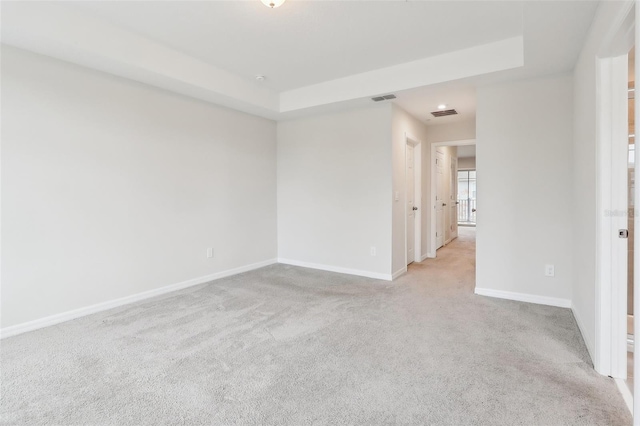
[619, 229, 629, 239]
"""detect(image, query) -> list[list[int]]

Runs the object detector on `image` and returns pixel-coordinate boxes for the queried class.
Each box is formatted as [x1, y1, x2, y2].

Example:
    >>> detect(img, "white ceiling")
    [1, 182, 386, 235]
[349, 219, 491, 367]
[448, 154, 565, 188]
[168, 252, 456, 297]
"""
[1, 1, 600, 123]
[392, 81, 478, 126]
[70, 1, 524, 92]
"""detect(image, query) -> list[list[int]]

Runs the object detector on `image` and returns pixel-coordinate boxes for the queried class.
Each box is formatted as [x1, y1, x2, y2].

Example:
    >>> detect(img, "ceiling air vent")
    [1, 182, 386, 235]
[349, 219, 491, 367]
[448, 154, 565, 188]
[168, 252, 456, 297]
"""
[431, 109, 458, 117]
[372, 94, 397, 102]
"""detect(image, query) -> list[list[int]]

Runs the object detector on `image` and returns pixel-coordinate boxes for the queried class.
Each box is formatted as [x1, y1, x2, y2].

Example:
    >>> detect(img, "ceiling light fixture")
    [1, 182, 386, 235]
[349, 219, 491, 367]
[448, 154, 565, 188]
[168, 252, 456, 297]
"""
[255, 75, 266, 82]
[261, 0, 285, 8]
[437, 104, 447, 110]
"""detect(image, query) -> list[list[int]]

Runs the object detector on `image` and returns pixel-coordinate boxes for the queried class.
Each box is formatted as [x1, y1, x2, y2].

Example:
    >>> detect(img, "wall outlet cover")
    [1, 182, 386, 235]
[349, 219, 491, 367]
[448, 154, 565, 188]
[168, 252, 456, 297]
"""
[545, 264, 555, 277]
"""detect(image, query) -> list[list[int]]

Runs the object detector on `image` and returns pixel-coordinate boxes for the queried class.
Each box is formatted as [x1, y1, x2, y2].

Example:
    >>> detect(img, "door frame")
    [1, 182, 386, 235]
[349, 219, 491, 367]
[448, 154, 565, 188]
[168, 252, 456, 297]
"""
[598, 52, 631, 380]
[428, 139, 476, 258]
[405, 133, 422, 266]
[434, 148, 445, 251]
[446, 156, 459, 244]
[594, 0, 635, 415]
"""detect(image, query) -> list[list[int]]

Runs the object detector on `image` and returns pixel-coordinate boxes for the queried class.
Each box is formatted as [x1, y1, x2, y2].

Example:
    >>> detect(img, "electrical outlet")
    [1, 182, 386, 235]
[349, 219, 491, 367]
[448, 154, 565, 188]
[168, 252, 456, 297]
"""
[545, 264, 555, 277]
[370, 247, 376, 256]
[207, 248, 214, 258]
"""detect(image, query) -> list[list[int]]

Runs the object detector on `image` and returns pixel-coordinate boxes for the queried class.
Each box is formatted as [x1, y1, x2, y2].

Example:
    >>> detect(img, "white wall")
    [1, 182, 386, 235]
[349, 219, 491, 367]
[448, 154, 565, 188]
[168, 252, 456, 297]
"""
[476, 73, 574, 304]
[277, 105, 393, 278]
[426, 119, 476, 144]
[458, 157, 476, 169]
[572, 0, 634, 365]
[391, 105, 430, 273]
[1, 46, 278, 328]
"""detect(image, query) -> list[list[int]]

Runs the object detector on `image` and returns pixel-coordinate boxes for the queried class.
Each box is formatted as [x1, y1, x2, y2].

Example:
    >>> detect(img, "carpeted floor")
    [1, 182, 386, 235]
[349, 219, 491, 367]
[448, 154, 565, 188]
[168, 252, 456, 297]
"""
[1, 228, 632, 425]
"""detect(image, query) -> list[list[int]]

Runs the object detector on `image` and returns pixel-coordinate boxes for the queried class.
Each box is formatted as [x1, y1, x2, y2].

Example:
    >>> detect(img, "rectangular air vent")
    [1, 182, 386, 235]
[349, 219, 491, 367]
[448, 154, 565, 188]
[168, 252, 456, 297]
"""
[431, 109, 458, 117]
[372, 94, 396, 102]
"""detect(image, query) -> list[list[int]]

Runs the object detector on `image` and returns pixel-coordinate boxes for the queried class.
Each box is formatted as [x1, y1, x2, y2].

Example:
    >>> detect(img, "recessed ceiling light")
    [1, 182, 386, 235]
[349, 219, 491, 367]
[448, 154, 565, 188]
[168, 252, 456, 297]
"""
[261, 0, 285, 8]
[255, 75, 266, 82]
[437, 104, 447, 110]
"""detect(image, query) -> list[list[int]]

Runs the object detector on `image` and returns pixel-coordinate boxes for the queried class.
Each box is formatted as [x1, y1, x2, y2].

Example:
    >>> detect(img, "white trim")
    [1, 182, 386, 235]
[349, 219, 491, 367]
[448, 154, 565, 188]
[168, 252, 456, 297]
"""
[420, 253, 430, 262]
[634, 7, 639, 421]
[277, 258, 392, 281]
[614, 53, 630, 380]
[0, 258, 278, 339]
[474, 287, 571, 308]
[449, 155, 459, 241]
[430, 139, 476, 258]
[431, 139, 477, 148]
[414, 139, 422, 264]
[572, 304, 595, 363]
[392, 267, 407, 280]
[615, 378, 634, 415]
[597, 55, 629, 379]
[596, 54, 615, 376]
[593, 0, 636, 380]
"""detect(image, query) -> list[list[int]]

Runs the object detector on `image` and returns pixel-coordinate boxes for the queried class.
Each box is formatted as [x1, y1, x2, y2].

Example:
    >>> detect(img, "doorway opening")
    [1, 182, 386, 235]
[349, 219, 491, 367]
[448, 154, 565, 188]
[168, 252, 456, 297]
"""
[429, 139, 476, 257]
[457, 145, 476, 228]
[457, 170, 476, 226]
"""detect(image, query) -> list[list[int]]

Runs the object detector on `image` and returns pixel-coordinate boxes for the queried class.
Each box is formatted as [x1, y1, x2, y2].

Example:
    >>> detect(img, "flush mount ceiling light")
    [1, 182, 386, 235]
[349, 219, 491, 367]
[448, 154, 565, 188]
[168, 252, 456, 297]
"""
[255, 75, 266, 82]
[261, 0, 285, 8]
[437, 104, 447, 110]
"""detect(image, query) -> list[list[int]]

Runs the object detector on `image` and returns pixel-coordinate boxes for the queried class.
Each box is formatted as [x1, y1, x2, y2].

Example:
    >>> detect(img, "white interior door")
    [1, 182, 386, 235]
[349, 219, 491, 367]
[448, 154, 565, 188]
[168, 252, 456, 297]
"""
[450, 156, 458, 240]
[436, 150, 445, 249]
[407, 144, 415, 264]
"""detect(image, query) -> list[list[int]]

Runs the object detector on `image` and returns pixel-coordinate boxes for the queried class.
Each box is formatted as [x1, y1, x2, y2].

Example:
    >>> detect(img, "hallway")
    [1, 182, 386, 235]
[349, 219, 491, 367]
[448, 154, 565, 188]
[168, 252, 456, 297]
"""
[409, 226, 476, 294]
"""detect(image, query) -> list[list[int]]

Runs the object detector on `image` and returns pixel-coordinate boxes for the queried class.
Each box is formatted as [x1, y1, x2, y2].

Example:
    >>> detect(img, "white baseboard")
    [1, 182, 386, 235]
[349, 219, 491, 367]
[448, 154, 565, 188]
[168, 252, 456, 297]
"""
[0, 258, 278, 339]
[571, 304, 595, 364]
[614, 378, 633, 415]
[474, 287, 571, 308]
[421, 253, 432, 261]
[277, 258, 392, 281]
[392, 268, 407, 280]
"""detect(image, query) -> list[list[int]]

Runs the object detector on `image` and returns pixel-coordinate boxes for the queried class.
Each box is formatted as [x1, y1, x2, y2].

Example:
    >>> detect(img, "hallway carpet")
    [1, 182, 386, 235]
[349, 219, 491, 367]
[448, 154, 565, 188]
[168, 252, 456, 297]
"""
[1, 229, 632, 425]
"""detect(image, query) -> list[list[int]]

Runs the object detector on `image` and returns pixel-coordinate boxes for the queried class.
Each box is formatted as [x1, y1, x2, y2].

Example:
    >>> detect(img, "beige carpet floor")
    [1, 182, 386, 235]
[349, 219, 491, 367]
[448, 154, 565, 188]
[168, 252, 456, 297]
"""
[1, 228, 632, 425]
